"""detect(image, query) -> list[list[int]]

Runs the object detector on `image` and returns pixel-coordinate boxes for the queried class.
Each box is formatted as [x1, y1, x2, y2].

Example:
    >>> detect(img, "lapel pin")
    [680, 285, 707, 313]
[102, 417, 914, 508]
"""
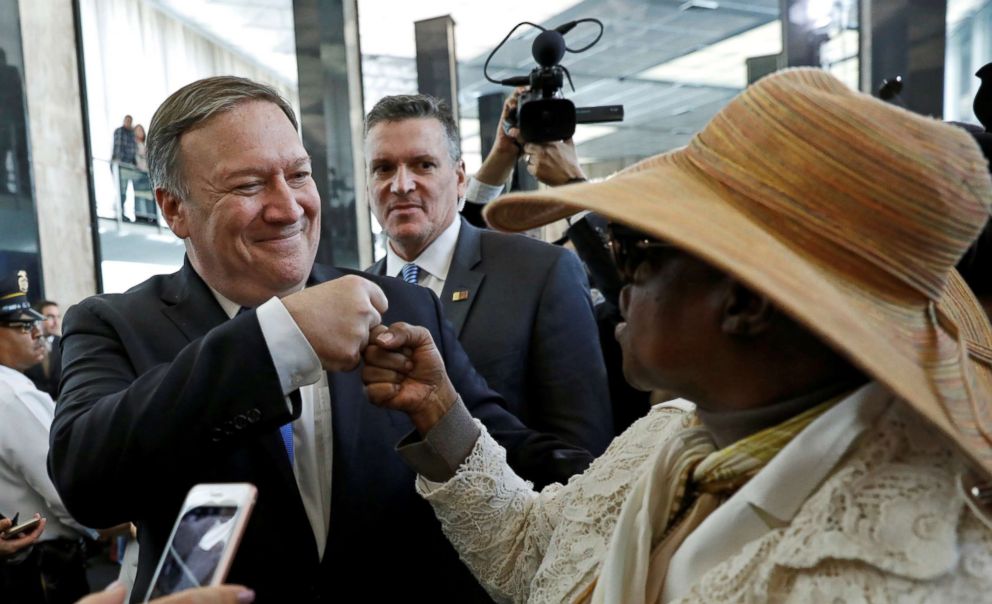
[452, 289, 470, 302]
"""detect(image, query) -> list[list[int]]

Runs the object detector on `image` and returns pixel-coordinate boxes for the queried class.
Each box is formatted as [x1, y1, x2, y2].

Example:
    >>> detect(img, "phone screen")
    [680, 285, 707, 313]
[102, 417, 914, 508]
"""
[147, 505, 238, 598]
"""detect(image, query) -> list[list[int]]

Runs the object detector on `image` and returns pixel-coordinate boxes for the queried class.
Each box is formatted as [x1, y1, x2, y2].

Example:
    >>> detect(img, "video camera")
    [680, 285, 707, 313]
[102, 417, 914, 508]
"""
[485, 19, 624, 143]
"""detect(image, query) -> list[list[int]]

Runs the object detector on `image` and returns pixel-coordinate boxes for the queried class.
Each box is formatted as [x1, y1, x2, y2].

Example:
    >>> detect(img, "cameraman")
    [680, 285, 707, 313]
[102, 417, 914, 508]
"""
[462, 92, 650, 433]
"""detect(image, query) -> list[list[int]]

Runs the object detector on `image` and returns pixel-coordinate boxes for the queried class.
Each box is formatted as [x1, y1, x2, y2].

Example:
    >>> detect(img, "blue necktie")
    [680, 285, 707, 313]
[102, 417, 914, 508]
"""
[239, 306, 294, 465]
[401, 263, 420, 285]
[280, 423, 294, 466]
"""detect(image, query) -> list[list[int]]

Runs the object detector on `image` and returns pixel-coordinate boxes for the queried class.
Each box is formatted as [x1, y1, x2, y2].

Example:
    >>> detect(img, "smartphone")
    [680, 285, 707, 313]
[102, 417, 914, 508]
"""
[2, 516, 41, 539]
[144, 483, 257, 602]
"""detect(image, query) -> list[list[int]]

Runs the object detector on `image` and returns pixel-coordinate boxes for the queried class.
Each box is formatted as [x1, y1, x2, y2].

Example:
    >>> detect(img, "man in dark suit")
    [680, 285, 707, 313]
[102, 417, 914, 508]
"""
[364, 95, 612, 455]
[48, 76, 592, 603]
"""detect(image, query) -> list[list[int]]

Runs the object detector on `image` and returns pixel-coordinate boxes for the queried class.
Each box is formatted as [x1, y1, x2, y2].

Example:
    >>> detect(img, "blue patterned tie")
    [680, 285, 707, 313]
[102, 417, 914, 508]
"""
[401, 263, 420, 285]
[239, 306, 294, 465]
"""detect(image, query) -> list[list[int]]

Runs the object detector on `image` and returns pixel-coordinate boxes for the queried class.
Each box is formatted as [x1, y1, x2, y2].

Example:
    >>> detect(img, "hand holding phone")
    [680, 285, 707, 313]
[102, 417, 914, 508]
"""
[0, 514, 45, 558]
[144, 483, 257, 602]
[2, 515, 42, 539]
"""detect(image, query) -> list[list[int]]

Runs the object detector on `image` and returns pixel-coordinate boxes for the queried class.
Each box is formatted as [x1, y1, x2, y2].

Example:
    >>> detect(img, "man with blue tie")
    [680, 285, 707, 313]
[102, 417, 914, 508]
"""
[48, 76, 593, 603]
[365, 94, 613, 455]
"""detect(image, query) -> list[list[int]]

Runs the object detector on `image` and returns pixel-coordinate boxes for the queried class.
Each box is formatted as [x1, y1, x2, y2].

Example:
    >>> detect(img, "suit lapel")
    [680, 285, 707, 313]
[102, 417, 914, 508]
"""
[368, 257, 387, 277]
[159, 259, 229, 344]
[441, 218, 485, 337]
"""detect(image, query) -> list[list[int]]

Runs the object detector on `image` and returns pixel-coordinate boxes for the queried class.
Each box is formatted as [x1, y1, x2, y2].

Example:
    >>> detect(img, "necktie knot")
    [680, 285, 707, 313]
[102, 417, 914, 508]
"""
[401, 263, 420, 285]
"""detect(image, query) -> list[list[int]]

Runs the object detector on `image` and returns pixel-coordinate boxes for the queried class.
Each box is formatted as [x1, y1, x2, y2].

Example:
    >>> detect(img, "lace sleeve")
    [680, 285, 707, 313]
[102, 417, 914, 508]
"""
[416, 421, 566, 603]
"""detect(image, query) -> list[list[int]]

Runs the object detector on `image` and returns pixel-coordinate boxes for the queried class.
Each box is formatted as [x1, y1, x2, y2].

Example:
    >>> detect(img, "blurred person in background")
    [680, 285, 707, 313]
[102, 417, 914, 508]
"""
[0, 272, 100, 603]
[25, 299, 61, 398]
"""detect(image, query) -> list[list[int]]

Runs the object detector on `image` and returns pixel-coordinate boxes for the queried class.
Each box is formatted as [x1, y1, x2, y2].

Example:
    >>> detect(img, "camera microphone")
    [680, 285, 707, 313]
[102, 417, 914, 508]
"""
[485, 17, 622, 142]
[533, 29, 567, 68]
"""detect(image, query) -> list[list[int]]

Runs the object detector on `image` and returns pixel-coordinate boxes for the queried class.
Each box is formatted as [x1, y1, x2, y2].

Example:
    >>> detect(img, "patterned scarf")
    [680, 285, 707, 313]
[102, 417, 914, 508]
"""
[583, 397, 841, 604]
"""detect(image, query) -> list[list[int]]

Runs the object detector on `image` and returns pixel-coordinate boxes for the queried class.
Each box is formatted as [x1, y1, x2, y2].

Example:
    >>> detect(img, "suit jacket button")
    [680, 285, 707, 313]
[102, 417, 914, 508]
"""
[210, 428, 224, 442]
[246, 409, 262, 423]
[233, 414, 248, 429]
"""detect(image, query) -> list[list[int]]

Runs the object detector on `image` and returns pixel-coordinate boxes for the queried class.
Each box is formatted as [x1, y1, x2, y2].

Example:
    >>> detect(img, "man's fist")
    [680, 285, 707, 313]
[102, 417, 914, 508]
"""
[284, 275, 388, 372]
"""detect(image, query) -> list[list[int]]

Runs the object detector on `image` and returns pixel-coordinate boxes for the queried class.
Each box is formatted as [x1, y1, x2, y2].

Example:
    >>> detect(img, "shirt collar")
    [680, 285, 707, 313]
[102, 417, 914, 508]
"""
[385, 216, 462, 281]
[208, 287, 241, 320]
[0, 363, 34, 388]
[735, 381, 893, 527]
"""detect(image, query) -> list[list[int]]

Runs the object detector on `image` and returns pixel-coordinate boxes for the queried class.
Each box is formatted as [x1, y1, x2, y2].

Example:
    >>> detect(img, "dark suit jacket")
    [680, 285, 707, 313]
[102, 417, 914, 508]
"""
[48, 260, 592, 603]
[370, 218, 613, 455]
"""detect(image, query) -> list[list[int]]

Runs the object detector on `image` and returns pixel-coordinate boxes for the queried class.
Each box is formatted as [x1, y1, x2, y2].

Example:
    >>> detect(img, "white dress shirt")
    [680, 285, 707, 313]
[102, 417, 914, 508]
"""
[0, 365, 96, 541]
[209, 289, 332, 560]
[662, 381, 892, 601]
[385, 215, 462, 298]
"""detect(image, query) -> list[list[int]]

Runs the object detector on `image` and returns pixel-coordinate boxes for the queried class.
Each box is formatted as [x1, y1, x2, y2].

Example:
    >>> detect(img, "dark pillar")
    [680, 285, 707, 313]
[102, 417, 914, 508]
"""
[293, 0, 369, 269]
[0, 0, 44, 297]
[478, 91, 504, 161]
[863, 0, 946, 116]
[415, 15, 459, 124]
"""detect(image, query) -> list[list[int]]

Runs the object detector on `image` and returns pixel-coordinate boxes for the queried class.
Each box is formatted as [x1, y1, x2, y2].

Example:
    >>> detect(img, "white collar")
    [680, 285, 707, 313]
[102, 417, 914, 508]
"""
[735, 381, 892, 524]
[385, 216, 462, 281]
[0, 363, 35, 388]
[663, 382, 893, 601]
[208, 286, 241, 320]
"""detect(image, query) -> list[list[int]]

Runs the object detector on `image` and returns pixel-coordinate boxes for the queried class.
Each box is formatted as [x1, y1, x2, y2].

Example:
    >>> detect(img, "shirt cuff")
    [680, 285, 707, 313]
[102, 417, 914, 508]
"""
[396, 396, 480, 482]
[465, 177, 505, 205]
[255, 297, 322, 396]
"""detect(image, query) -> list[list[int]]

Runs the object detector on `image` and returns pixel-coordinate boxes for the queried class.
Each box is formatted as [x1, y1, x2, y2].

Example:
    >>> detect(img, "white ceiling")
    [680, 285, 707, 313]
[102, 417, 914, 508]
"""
[150, 0, 787, 164]
[150, 0, 298, 81]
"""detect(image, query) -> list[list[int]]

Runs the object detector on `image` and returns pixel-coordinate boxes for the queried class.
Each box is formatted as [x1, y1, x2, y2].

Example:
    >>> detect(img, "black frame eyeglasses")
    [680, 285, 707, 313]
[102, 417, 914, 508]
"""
[607, 223, 673, 283]
[0, 321, 41, 335]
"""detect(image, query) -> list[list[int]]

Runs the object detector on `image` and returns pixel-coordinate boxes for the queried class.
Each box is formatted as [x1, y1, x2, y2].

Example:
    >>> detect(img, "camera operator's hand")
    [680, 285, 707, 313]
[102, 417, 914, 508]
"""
[475, 88, 526, 187]
[524, 139, 587, 186]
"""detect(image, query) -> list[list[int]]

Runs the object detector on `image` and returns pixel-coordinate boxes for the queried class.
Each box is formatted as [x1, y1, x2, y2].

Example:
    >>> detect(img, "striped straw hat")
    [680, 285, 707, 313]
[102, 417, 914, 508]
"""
[486, 68, 992, 479]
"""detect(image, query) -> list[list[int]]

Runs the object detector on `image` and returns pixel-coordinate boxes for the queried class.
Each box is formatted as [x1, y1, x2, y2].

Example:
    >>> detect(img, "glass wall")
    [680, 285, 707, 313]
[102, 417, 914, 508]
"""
[946, 0, 992, 123]
[0, 0, 43, 299]
[78, 0, 298, 292]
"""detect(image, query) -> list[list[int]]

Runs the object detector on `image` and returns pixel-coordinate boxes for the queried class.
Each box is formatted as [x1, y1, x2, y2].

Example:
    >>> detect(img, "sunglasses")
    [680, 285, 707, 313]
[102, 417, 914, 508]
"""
[0, 321, 41, 335]
[607, 223, 674, 283]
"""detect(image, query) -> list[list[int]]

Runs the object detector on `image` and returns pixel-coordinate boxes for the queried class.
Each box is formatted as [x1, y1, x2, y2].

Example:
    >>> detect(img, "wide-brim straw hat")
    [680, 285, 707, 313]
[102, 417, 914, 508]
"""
[486, 68, 992, 479]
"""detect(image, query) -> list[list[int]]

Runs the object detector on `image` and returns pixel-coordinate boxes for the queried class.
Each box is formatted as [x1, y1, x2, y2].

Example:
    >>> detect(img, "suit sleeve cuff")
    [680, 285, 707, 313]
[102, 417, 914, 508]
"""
[465, 177, 505, 205]
[396, 396, 480, 482]
[255, 297, 322, 396]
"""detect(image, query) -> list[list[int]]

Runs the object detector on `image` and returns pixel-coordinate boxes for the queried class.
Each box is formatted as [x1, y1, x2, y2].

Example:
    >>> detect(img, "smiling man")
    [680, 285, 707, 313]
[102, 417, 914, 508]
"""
[48, 77, 593, 603]
[365, 95, 612, 454]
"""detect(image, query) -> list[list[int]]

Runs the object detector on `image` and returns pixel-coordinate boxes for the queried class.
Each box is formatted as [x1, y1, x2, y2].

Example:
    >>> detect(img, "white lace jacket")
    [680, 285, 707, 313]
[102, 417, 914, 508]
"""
[418, 397, 992, 603]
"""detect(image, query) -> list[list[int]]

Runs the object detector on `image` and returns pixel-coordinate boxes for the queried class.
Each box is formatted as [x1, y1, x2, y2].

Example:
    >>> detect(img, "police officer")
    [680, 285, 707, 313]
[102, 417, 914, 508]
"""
[0, 269, 97, 603]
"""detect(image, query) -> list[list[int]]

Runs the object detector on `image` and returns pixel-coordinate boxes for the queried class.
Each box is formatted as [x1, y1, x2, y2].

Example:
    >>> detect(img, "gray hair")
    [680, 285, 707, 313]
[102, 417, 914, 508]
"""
[365, 94, 461, 162]
[147, 76, 298, 199]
